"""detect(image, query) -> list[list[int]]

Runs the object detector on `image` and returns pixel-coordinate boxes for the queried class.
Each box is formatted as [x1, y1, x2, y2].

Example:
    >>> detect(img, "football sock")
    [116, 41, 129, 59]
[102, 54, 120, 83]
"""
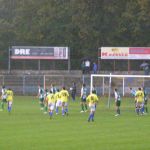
[140, 107, 144, 114]
[91, 113, 94, 120]
[56, 107, 59, 113]
[42, 103, 44, 108]
[136, 108, 139, 115]
[141, 106, 144, 113]
[88, 113, 92, 121]
[117, 108, 120, 114]
[145, 107, 148, 113]
[65, 108, 68, 113]
[49, 111, 53, 117]
[44, 106, 47, 112]
[8, 106, 11, 112]
[62, 108, 65, 115]
[85, 104, 87, 110]
[50, 111, 53, 116]
[81, 104, 84, 111]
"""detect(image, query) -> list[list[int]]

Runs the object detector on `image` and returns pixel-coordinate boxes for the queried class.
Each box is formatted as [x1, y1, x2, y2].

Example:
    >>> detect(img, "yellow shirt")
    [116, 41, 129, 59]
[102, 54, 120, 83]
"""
[135, 90, 144, 102]
[59, 89, 69, 102]
[47, 93, 55, 103]
[86, 93, 99, 105]
[6, 90, 13, 101]
[54, 92, 61, 101]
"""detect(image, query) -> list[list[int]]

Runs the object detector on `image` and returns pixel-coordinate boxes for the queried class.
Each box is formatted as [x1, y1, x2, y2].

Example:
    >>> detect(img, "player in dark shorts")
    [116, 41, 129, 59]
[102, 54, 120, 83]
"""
[114, 88, 121, 116]
[80, 83, 88, 112]
[143, 87, 148, 114]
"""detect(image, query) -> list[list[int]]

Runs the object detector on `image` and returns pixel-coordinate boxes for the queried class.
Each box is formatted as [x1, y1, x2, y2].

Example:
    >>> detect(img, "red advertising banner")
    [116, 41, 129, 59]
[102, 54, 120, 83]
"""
[100, 47, 150, 59]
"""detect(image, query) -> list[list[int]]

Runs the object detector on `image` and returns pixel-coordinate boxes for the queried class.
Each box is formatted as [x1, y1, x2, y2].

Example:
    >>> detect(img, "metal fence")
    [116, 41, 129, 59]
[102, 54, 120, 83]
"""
[1, 74, 150, 96]
[0, 75, 87, 95]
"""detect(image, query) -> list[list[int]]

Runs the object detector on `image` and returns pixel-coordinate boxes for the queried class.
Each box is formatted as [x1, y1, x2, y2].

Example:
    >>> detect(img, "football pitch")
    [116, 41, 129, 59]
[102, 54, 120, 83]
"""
[0, 96, 150, 150]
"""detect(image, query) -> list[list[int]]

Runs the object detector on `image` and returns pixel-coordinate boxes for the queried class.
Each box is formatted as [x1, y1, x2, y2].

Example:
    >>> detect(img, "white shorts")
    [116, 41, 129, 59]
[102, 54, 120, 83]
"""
[2, 95, 7, 99]
[56, 99, 62, 107]
[89, 104, 96, 111]
[8, 101, 13, 107]
[61, 101, 68, 107]
[48, 102, 55, 110]
[62, 102, 68, 107]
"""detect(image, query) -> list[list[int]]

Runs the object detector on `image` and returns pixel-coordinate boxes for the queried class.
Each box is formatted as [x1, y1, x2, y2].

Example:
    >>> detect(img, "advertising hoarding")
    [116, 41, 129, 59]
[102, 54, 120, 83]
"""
[100, 47, 150, 59]
[11, 46, 68, 60]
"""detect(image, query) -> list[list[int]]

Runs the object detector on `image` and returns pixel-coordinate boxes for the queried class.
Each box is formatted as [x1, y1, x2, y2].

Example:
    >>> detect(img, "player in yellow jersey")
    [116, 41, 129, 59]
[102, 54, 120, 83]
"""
[135, 87, 144, 115]
[55, 89, 62, 115]
[59, 86, 69, 116]
[6, 88, 14, 113]
[86, 90, 99, 122]
[46, 91, 56, 119]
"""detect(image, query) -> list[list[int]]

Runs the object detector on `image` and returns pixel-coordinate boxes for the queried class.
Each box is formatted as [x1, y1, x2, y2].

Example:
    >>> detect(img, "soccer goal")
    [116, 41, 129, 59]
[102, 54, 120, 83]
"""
[90, 74, 150, 108]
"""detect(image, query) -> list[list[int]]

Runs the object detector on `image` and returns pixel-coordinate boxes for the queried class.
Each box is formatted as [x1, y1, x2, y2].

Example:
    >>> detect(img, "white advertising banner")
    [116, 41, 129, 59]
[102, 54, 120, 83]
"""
[100, 47, 150, 60]
[11, 46, 68, 60]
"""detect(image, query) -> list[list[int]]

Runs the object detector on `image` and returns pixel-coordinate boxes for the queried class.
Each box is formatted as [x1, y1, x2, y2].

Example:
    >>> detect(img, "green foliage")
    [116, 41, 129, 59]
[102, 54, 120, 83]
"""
[0, 0, 150, 69]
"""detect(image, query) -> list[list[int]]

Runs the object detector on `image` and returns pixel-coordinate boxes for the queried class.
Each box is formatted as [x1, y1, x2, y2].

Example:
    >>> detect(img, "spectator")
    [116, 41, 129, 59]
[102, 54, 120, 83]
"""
[70, 82, 77, 101]
[92, 62, 98, 74]
[85, 59, 90, 74]
[140, 61, 150, 75]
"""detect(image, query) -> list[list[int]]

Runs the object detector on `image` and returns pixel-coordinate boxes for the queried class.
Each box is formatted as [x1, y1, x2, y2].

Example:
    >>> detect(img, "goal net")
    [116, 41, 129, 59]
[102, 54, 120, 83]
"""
[90, 74, 150, 108]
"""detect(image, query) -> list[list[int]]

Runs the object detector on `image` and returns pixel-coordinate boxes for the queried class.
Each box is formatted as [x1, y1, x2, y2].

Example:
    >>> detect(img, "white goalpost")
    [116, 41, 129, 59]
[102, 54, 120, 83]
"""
[90, 74, 150, 108]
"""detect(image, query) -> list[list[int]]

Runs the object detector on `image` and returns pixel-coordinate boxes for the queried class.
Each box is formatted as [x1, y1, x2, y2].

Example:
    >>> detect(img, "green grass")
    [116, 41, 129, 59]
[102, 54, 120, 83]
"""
[0, 96, 150, 150]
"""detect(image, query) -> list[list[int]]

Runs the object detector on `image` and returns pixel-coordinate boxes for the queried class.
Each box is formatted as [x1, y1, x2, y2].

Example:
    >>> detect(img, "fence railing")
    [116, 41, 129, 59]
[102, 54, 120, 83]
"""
[0, 74, 88, 95]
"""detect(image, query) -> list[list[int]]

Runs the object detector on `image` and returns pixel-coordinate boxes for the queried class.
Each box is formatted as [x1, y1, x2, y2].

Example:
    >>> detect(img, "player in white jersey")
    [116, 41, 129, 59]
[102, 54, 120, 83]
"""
[0, 85, 7, 111]
[37, 85, 45, 110]
[143, 87, 148, 114]
[114, 88, 121, 116]
[80, 83, 88, 112]
[43, 89, 49, 114]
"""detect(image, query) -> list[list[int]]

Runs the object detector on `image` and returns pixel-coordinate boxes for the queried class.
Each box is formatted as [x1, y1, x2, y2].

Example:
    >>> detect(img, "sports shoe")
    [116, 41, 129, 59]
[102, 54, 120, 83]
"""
[115, 114, 119, 117]
[80, 110, 84, 113]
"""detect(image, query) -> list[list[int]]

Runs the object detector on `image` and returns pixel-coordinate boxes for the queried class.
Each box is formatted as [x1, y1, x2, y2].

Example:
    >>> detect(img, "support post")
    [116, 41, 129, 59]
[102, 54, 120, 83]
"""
[43, 75, 45, 90]
[68, 47, 70, 72]
[38, 60, 40, 72]
[123, 77, 125, 96]
[8, 47, 11, 74]
[90, 74, 93, 94]
[108, 73, 112, 108]
[102, 77, 105, 95]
